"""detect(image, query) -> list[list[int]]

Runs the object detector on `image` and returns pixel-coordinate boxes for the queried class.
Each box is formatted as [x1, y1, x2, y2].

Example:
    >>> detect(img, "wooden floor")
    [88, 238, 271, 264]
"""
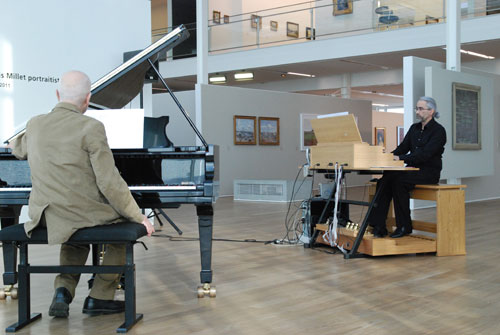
[2, 187, 500, 334]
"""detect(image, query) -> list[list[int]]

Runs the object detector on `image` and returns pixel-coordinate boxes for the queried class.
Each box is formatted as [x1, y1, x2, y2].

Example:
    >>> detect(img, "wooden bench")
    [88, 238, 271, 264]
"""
[369, 183, 467, 256]
[0, 222, 147, 333]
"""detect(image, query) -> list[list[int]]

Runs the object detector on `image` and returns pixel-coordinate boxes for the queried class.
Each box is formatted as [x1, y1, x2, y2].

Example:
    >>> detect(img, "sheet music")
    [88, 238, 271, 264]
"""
[85, 109, 144, 148]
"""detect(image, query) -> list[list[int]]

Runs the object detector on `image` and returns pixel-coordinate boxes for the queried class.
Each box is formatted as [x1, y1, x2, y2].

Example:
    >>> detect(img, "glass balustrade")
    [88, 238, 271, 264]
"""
[152, 0, 498, 60]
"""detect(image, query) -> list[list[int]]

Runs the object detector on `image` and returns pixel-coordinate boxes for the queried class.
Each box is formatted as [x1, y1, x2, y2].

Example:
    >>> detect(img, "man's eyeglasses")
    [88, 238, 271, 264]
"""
[414, 107, 431, 111]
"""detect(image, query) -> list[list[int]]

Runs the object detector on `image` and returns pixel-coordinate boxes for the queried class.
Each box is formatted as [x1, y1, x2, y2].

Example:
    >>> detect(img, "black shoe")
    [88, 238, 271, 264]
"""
[82, 296, 125, 316]
[390, 226, 412, 238]
[371, 226, 388, 238]
[49, 287, 73, 318]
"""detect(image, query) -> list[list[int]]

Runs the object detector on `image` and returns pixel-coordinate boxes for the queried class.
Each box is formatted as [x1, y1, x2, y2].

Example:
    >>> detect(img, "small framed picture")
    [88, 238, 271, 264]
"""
[397, 126, 405, 146]
[258, 117, 280, 145]
[224, 15, 230, 24]
[306, 27, 315, 40]
[374, 127, 386, 149]
[300, 113, 319, 151]
[287, 22, 299, 38]
[270, 20, 278, 31]
[234, 115, 257, 145]
[251, 14, 262, 29]
[333, 0, 353, 16]
[213, 11, 221, 24]
[452, 82, 481, 150]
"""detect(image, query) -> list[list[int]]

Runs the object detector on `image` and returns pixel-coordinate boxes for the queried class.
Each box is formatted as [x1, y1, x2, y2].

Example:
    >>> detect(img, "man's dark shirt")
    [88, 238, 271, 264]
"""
[392, 118, 446, 177]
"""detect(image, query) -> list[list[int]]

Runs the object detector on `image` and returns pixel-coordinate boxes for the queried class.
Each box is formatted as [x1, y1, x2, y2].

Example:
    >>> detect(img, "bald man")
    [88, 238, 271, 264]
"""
[9, 70, 154, 318]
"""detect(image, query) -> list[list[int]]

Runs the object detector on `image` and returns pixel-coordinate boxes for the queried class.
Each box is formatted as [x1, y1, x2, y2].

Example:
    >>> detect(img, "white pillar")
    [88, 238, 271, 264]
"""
[195, 0, 208, 144]
[446, 0, 461, 72]
[340, 73, 351, 99]
[446, 0, 461, 185]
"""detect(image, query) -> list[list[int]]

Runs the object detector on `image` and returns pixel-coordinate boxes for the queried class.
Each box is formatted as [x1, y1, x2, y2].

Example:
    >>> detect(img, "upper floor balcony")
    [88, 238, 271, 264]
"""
[153, 0, 500, 89]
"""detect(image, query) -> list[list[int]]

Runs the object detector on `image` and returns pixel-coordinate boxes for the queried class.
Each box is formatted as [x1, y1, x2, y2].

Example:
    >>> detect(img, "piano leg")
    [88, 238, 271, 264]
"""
[196, 204, 215, 298]
[0, 206, 21, 294]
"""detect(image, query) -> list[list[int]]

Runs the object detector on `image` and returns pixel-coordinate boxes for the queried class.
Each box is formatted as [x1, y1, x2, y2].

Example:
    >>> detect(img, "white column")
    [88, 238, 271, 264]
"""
[446, 0, 461, 72]
[340, 73, 351, 98]
[195, 0, 208, 144]
[446, 0, 461, 185]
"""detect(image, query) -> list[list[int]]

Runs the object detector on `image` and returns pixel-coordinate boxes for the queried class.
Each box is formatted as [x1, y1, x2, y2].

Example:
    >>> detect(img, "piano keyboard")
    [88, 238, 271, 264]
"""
[0, 185, 197, 192]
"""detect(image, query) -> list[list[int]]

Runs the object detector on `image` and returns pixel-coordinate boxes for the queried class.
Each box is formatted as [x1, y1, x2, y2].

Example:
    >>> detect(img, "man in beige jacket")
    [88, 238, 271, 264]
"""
[9, 70, 154, 318]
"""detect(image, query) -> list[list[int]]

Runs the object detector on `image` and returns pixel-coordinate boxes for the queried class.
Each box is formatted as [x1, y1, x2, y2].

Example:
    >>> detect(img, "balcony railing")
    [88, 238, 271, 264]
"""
[151, 0, 498, 60]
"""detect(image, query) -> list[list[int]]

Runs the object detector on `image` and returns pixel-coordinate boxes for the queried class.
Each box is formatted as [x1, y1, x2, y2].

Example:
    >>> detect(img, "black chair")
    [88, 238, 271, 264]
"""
[0, 222, 147, 333]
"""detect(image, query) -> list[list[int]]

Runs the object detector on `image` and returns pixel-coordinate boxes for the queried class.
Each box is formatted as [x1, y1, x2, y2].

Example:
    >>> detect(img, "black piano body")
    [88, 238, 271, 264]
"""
[0, 25, 219, 289]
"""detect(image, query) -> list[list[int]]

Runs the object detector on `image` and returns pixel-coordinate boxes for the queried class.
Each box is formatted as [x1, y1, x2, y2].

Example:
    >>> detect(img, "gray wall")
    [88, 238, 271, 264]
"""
[200, 85, 372, 195]
[404, 56, 500, 203]
[426, 66, 495, 179]
[153, 85, 373, 195]
[152, 90, 197, 146]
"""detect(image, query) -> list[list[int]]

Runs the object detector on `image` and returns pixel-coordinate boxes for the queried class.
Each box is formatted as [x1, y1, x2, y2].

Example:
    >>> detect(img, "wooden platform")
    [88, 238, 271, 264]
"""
[315, 224, 436, 256]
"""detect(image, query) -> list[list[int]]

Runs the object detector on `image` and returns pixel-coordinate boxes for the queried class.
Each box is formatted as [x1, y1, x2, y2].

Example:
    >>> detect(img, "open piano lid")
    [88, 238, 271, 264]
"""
[90, 25, 189, 109]
[4, 25, 189, 144]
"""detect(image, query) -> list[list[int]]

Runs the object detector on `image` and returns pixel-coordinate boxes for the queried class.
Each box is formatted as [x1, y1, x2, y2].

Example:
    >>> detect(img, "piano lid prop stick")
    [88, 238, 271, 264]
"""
[147, 59, 209, 149]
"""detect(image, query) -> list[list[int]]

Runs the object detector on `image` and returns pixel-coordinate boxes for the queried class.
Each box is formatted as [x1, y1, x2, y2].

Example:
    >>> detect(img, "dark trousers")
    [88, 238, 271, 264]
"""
[368, 170, 439, 231]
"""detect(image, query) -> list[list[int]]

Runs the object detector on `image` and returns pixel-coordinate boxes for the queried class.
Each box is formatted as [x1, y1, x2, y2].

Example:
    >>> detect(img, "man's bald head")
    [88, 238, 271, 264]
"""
[57, 71, 91, 113]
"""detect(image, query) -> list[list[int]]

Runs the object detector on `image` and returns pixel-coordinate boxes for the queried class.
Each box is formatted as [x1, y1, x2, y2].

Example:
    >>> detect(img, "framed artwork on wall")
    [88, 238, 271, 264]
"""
[251, 14, 262, 29]
[333, 0, 353, 16]
[287, 22, 299, 38]
[374, 127, 386, 149]
[306, 27, 315, 40]
[258, 117, 280, 145]
[212, 11, 221, 24]
[397, 126, 405, 146]
[234, 115, 256, 145]
[452, 82, 481, 150]
[270, 20, 278, 31]
[224, 15, 230, 24]
[300, 113, 318, 151]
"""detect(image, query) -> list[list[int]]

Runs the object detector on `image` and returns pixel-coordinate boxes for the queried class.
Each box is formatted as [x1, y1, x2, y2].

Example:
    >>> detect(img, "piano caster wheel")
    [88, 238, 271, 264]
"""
[0, 286, 18, 300]
[197, 283, 216, 298]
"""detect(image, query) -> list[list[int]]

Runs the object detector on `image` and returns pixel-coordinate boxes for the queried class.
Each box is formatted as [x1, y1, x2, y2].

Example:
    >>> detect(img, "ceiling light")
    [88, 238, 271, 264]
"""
[234, 72, 254, 80]
[372, 103, 388, 107]
[209, 75, 226, 84]
[443, 47, 495, 59]
[286, 72, 316, 78]
[460, 49, 495, 59]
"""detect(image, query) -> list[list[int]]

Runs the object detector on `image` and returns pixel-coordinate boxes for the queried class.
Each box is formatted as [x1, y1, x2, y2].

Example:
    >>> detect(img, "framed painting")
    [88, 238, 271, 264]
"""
[453, 82, 481, 150]
[270, 20, 278, 31]
[397, 126, 405, 146]
[258, 117, 280, 145]
[212, 11, 221, 24]
[333, 0, 353, 16]
[251, 14, 262, 29]
[300, 113, 318, 151]
[374, 127, 386, 149]
[287, 22, 299, 38]
[234, 115, 256, 145]
[224, 15, 230, 24]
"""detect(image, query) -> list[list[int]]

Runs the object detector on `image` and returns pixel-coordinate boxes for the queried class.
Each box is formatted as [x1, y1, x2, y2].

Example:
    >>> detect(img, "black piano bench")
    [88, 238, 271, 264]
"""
[0, 222, 147, 333]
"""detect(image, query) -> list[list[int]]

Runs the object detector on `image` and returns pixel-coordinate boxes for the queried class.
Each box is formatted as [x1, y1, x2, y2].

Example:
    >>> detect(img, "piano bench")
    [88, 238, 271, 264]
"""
[368, 183, 467, 256]
[0, 222, 147, 333]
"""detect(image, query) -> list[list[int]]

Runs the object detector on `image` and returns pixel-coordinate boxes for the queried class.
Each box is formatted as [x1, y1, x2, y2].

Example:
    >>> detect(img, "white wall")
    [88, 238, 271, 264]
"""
[404, 56, 500, 203]
[0, 0, 151, 142]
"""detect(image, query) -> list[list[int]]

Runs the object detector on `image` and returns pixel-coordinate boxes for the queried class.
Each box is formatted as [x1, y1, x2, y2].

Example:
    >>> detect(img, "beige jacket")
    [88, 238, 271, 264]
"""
[11, 102, 144, 244]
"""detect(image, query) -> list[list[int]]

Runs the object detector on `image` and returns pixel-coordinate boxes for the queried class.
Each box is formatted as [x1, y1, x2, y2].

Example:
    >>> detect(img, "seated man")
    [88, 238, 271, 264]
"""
[369, 96, 446, 238]
[8, 70, 154, 317]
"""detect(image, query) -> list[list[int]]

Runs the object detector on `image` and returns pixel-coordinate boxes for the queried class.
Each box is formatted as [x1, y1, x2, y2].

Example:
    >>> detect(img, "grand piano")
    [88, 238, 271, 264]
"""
[0, 25, 219, 297]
